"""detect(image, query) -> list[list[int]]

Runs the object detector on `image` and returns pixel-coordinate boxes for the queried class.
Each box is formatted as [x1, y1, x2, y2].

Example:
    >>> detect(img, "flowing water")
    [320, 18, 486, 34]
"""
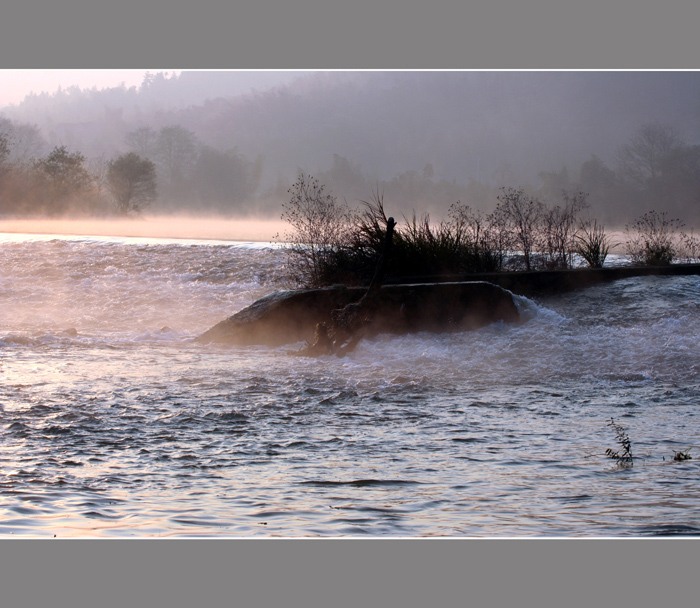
[1, 231, 699, 537]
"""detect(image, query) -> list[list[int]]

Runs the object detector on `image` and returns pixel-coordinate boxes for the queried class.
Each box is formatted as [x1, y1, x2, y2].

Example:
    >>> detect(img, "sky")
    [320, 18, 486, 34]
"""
[0, 70, 307, 107]
[0, 70, 153, 106]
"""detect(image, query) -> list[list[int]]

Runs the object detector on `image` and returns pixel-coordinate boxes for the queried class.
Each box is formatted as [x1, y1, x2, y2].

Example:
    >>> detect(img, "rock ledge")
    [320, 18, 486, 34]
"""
[197, 281, 520, 346]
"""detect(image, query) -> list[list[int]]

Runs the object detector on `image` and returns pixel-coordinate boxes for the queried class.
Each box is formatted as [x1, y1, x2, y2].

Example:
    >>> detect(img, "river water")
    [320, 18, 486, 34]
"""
[1, 232, 699, 537]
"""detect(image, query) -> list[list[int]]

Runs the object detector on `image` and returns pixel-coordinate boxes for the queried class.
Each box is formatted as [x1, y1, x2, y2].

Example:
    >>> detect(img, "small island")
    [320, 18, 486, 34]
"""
[197, 280, 521, 347]
[198, 176, 700, 350]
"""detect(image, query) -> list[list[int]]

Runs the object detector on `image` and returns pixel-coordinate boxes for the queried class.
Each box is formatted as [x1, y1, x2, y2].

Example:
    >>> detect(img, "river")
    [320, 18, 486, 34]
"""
[1, 231, 699, 536]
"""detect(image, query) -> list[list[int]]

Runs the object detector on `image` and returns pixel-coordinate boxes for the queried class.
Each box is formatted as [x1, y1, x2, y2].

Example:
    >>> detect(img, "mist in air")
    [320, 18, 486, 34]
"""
[3, 71, 700, 538]
[1, 70, 699, 231]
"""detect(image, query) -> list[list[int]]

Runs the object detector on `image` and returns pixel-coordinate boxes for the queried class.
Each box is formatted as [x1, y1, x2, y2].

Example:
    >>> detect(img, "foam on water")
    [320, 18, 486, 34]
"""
[0, 238, 279, 337]
[1, 232, 700, 537]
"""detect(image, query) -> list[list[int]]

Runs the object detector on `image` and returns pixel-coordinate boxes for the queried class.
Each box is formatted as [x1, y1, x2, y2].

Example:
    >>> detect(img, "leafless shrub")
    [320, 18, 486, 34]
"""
[541, 191, 589, 269]
[624, 210, 684, 266]
[495, 187, 545, 271]
[677, 231, 700, 264]
[493, 188, 588, 271]
[449, 203, 508, 271]
[279, 172, 351, 287]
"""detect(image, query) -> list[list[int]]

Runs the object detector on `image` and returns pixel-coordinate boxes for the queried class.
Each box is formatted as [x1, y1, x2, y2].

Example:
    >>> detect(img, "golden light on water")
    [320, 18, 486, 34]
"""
[0, 216, 289, 243]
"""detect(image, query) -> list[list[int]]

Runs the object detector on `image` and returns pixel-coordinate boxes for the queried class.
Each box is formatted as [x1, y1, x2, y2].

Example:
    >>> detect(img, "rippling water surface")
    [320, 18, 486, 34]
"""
[1, 232, 699, 537]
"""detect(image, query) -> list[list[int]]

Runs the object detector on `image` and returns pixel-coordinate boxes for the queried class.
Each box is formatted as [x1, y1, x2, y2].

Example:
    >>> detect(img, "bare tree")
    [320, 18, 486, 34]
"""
[496, 187, 545, 271]
[0, 118, 47, 165]
[125, 126, 158, 159]
[88, 154, 110, 210]
[280, 172, 350, 287]
[542, 190, 588, 269]
[617, 122, 681, 189]
[449, 202, 507, 271]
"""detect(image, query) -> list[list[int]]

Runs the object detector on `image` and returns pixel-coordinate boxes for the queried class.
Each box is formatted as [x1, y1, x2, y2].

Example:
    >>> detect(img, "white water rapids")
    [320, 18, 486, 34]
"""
[1, 232, 699, 536]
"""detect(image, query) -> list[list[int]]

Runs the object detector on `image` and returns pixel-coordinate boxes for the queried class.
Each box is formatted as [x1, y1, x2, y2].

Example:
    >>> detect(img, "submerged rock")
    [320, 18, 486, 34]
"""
[197, 281, 519, 346]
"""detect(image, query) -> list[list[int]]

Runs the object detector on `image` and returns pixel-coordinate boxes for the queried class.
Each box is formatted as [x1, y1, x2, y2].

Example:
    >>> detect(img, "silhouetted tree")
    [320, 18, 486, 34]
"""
[579, 155, 617, 200]
[617, 122, 681, 189]
[192, 146, 262, 211]
[280, 172, 350, 287]
[0, 133, 11, 213]
[88, 154, 110, 210]
[107, 152, 158, 215]
[616, 122, 700, 218]
[0, 118, 46, 165]
[538, 166, 570, 202]
[542, 191, 588, 269]
[495, 187, 545, 271]
[155, 125, 199, 199]
[658, 144, 700, 213]
[317, 154, 370, 200]
[34, 145, 92, 214]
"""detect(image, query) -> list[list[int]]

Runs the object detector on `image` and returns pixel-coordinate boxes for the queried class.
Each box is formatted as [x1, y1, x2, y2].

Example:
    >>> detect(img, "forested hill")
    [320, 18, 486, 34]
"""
[1, 71, 699, 223]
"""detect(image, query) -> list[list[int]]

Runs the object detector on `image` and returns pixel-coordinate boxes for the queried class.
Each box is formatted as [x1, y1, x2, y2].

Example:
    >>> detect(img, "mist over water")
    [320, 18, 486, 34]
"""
[1, 230, 700, 536]
[0, 217, 288, 244]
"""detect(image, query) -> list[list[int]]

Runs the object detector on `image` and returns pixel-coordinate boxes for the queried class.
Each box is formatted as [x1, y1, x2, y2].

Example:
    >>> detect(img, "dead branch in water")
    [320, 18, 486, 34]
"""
[300, 217, 397, 357]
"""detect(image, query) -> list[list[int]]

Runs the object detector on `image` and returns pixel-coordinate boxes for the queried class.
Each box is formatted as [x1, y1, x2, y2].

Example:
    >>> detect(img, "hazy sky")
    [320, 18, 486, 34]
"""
[0, 70, 152, 106]
[0, 70, 307, 107]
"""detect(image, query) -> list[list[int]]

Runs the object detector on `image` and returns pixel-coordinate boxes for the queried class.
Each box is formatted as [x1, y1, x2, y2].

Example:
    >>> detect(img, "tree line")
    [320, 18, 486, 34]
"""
[313, 121, 700, 227]
[0, 136, 157, 217]
[1, 117, 698, 224]
[0, 118, 264, 217]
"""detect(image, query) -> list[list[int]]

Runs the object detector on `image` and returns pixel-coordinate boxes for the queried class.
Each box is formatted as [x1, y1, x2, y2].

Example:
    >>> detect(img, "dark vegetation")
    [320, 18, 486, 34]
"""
[672, 448, 693, 462]
[606, 418, 634, 466]
[300, 216, 398, 356]
[280, 173, 594, 287]
[623, 211, 698, 266]
[605, 418, 693, 467]
[604, 419, 695, 466]
[279, 172, 700, 289]
[0, 118, 160, 217]
[106, 153, 158, 215]
[0, 118, 261, 217]
[575, 220, 615, 269]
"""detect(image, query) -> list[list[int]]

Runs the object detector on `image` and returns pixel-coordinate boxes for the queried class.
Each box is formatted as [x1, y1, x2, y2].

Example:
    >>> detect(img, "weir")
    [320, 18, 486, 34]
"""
[197, 263, 700, 347]
[383, 263, 700, 297]
[197, 281, 520, 346]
